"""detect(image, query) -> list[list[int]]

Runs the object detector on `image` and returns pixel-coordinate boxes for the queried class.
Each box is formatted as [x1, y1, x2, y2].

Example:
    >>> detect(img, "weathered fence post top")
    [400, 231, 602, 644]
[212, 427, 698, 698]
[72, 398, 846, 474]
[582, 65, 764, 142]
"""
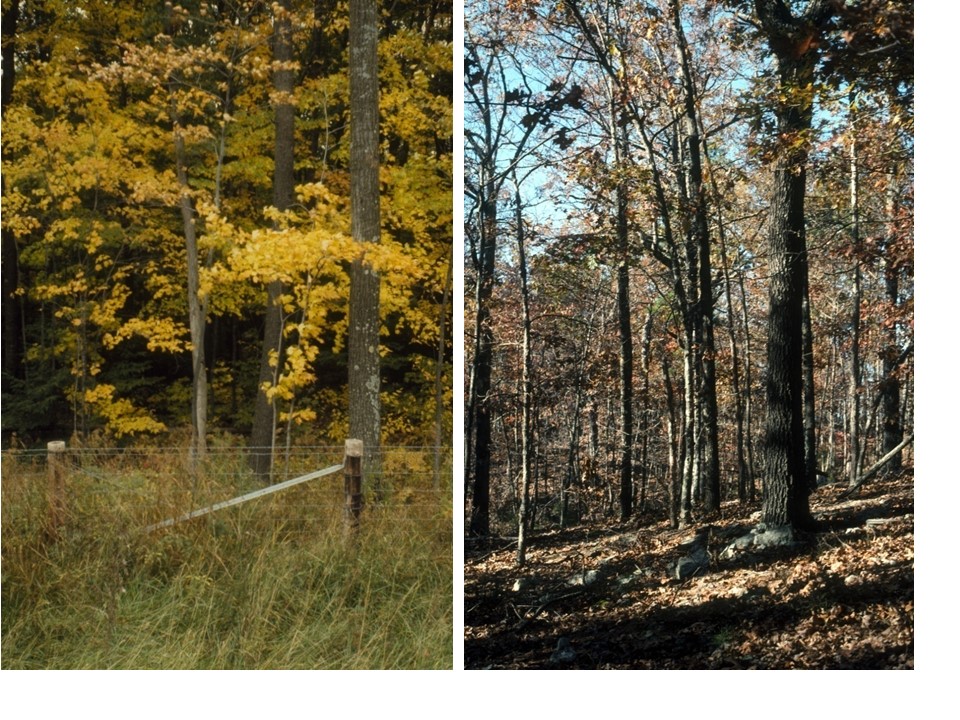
[345, 438, 363, 458]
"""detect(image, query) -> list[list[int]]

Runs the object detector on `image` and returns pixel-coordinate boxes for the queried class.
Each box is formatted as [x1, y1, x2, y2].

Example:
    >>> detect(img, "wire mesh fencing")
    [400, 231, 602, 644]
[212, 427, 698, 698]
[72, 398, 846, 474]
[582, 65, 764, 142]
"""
[1, 442, 452, 544]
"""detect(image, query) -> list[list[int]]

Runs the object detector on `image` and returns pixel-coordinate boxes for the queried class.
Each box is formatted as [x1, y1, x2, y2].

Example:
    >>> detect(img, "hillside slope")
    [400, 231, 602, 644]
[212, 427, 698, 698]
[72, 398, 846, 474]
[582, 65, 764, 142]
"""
[465, 474, 913, 669]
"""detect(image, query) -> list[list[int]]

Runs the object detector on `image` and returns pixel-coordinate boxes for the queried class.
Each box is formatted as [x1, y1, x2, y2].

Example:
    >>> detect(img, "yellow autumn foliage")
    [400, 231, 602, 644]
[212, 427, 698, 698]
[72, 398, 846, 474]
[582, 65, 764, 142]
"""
[83, 384, 167, 437]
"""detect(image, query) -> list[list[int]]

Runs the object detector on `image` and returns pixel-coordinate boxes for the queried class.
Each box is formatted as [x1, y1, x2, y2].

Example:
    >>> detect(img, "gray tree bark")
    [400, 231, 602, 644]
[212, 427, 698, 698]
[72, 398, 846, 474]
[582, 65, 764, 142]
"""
[348, 0, 382, 483]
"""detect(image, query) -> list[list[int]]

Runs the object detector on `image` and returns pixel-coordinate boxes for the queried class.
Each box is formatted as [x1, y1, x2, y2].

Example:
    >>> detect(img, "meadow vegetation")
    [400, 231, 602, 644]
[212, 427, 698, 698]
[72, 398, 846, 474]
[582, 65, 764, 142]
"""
[1, 444, 452, 669]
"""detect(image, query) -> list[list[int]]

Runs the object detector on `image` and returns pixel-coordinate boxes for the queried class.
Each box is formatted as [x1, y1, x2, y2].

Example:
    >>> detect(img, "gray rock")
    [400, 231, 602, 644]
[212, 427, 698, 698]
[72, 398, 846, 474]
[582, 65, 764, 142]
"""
[674, 547, 709, 580]
[751, 524, 795, 548]
[721, 523, 797, 558]
[549, 637, 577, 665]
[512, 577, 533, 592]
[565, 569, 599, 587]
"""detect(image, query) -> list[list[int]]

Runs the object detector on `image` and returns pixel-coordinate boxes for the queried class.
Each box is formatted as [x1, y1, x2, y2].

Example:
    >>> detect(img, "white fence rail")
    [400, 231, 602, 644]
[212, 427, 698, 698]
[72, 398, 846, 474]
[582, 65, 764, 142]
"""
[144, 462, 345, 532]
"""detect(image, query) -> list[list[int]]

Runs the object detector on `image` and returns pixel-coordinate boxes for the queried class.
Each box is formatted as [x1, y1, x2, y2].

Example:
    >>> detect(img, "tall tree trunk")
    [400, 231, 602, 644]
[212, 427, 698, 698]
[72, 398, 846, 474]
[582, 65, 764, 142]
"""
[717, 215, 748, 502]
[663, 356, 680, 528]
[737, 263, 757, 501]
[638, 310, 653, 513]
[433, 250, 452, 489]
[585, 402, 600, 522]
[250, 284, 284, 479]
[880, 169, 903, 472]
[615, 150, 634, 522]
[699, 106, 750, 505]
[250, 0, 295, 481]
[1, 1, 21, 389]
[827, 340, 838, 478]
[670, 0, 720, 515]
[562, 285, 598, 528]
[515, 189, 533, 566]
[561, 402, 580, 528]
[847, 106, 862, 488]
[679, 334, 695, 527]
[0, 0, 15, 113]
[348, 0, 382, 486]
[174, 129, 209, 460]
[755, 0, 833, 530]
[161, 3, 211, 461]
[802, 265, 817, 490]
[763, 156, 813, 528]
[470, 175, 496, 537]
[0, 219, 19, 385]
[681, 43, 755, 503]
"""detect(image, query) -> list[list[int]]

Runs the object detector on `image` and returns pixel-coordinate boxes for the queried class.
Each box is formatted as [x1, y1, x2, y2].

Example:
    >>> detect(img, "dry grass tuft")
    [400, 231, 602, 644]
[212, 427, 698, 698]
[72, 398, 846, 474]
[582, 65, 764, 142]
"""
[2, 448, 452, 669]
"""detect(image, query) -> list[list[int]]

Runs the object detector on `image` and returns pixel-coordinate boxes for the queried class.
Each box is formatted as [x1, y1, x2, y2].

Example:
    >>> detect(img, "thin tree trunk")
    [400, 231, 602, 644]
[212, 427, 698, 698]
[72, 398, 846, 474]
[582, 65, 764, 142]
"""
[880, 168, 903, 472]
[826, 340, 838, 478]
[171, 107, 209, 461]
[680, 337, 695, 527]
[562, 286, 598, 528]
[704, 138, 748, 504]
[562, 384, 583, 529]
[638, 310, 653, 513]
[737, 263, 757, 501]
[721, 232, 747, 503]
[843, 433, 913, 496]
[470, 170, 496, 537]
[434, 250, 452, 489]
[616, 169, 634, 522]
[802, 265, 817, 490]
[847, 110, 862, 488]
[1, 0, 21, 387]
[250, 0, 295, 482]
[670, 0, 720, 515]
[583, 403, 599, 523]
[663, 356, 679, 528]
[515, 189, 533, 566]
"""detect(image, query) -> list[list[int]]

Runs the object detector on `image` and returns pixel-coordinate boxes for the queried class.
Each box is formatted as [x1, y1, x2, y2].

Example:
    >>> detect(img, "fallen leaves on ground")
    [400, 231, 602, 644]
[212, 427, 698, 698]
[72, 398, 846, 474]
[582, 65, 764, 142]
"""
[464, 473, 913, 669]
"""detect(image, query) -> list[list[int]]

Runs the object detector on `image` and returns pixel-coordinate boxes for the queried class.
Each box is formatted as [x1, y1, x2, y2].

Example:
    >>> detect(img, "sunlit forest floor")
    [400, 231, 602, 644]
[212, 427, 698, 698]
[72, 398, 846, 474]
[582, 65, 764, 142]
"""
[465, 473, 913, 669]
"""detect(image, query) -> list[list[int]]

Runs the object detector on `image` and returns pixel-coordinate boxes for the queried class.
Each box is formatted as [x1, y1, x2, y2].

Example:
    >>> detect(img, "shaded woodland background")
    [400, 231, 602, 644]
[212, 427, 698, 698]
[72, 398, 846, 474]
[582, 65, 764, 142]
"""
[464, 0, 913, 545]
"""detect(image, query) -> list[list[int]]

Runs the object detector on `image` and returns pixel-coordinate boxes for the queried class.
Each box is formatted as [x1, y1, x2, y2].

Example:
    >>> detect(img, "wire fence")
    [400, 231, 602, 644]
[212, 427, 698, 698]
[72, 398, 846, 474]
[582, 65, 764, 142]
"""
[1, 443, 453, 543]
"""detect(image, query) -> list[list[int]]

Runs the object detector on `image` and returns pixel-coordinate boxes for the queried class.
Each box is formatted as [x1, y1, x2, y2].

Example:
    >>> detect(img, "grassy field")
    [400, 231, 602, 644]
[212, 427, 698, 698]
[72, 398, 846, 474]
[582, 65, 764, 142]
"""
[1, 445, 452, 669]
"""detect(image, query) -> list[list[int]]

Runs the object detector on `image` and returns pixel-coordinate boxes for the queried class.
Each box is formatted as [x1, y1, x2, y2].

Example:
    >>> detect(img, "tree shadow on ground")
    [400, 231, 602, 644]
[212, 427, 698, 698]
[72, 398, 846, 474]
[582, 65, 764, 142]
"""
[465, 475, 914, 669]
[466, 556, 913, 668]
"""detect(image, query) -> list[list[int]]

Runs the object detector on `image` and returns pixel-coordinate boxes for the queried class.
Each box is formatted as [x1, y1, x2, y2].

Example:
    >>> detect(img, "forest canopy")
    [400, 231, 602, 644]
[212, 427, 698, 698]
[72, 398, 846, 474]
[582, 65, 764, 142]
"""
[464, 0, 913, 541]
[1, 0, 454, 453]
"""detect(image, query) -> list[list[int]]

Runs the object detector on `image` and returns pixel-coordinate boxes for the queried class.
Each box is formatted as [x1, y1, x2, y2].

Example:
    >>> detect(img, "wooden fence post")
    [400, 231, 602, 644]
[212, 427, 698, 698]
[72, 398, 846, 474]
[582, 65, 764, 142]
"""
[344, 438, 363, 532]
[46, 440, 67, 540]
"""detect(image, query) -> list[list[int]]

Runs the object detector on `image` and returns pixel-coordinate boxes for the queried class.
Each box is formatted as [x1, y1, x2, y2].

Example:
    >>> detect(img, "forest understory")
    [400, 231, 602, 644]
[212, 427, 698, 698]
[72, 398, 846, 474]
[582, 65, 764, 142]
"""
[464, 473, 913, 670]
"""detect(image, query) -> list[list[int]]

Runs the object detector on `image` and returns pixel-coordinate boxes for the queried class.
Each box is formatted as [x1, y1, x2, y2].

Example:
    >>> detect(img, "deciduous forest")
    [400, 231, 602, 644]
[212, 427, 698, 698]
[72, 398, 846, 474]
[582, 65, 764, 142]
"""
[464, 0, 913, 669]
[2, 0, 454, 670]
[2, 0, 453, 456]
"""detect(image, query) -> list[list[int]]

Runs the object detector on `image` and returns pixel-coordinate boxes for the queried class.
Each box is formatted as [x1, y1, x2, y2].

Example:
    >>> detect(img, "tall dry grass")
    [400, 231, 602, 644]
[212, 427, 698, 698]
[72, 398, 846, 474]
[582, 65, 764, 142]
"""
[1, 446, 452, 669]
